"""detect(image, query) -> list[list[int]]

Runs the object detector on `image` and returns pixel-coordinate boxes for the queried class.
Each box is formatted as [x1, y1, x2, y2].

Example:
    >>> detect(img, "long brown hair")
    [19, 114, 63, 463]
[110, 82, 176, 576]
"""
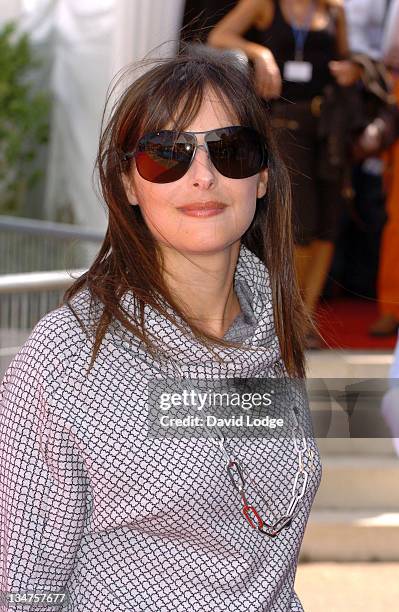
[64, 44, 308, 377]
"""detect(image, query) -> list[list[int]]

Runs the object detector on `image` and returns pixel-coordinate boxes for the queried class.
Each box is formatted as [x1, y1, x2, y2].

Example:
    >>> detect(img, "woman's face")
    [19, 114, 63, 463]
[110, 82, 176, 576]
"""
[123, 91, 268, 256]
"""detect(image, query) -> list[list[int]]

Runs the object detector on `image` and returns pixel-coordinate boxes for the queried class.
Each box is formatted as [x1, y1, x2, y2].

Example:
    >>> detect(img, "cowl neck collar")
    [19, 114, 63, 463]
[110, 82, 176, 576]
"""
[110, 244, 284, 378]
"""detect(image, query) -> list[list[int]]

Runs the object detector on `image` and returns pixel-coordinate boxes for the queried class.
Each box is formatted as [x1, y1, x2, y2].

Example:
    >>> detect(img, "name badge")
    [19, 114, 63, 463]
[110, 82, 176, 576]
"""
[284, 61, 313, 82]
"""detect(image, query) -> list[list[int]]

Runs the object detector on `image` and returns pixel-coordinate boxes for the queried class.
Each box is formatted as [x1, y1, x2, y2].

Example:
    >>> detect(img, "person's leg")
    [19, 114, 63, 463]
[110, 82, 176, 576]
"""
[302, 239, 335, 316]
[294, 244, 313, 293]
[304, 129, 347, 314]
[295, 170, 345, 350]
[370, 187, 399, 334]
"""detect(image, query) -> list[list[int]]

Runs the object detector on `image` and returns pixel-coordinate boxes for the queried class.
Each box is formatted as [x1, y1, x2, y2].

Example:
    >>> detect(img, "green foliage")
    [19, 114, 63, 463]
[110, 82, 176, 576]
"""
[0, 22, 51, 214]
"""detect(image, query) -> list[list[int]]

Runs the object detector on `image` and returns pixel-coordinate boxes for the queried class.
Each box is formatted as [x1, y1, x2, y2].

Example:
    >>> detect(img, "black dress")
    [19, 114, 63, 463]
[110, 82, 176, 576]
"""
[247, 0, 344, 245]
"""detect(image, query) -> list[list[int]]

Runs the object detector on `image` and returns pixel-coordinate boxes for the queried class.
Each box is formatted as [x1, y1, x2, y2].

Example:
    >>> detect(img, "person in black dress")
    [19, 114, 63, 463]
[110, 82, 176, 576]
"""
[209, 0, 362, 346]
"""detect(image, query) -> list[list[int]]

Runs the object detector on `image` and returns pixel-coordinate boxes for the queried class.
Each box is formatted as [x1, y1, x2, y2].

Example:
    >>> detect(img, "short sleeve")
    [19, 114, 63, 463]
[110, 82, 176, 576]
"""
[0, 317, 90, 611]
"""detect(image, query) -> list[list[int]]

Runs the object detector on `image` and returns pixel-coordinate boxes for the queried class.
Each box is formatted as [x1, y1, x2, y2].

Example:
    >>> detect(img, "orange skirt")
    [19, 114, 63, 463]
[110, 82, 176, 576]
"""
[378, 77, 399, 317]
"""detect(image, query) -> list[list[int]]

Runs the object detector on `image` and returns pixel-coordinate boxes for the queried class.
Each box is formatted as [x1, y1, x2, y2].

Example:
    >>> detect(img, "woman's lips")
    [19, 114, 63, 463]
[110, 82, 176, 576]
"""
[177, 202, 227, 217]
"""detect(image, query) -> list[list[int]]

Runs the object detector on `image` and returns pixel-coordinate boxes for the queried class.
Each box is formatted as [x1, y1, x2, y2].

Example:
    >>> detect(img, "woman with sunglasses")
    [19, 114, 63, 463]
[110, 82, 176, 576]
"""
[0, 45, 321, 611]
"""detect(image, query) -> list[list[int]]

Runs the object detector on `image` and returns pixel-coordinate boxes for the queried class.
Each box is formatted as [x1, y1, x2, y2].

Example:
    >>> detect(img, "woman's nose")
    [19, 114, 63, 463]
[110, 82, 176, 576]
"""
[188, 146, 216, 189]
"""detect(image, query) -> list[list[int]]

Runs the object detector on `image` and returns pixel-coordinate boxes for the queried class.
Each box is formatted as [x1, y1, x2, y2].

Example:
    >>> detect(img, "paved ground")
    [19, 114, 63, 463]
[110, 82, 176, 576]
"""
[295, 563, 399, 612]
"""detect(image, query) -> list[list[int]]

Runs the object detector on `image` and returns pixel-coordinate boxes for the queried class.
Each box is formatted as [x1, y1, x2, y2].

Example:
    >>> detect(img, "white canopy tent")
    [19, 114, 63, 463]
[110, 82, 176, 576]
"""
[1, 0, 185, 229]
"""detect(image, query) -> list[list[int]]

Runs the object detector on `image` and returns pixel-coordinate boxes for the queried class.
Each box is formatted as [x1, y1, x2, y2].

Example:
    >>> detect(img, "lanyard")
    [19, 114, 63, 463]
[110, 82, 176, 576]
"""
[288, 1, 316, 61]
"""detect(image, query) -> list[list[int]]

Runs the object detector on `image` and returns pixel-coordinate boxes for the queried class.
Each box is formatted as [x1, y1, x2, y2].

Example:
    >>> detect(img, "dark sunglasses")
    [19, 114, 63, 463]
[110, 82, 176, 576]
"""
[122, 125, 268, 184]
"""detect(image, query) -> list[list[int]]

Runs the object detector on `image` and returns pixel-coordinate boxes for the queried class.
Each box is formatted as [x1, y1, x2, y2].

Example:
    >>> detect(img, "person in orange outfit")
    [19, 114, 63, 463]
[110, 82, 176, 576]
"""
[370, 0, 399, 336]
[371, 80, 399, 334]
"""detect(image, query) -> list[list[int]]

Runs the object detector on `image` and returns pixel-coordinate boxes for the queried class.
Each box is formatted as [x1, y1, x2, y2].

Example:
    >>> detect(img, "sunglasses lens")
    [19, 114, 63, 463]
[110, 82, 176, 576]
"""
[206, 126, 267, 179]
[135, 132, 194, 183]
[131, 126, 267, 183]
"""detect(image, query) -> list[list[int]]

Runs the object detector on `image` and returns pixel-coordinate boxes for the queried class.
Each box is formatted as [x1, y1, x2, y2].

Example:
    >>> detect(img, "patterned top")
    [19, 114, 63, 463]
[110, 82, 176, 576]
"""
[0, 245, 322, 611]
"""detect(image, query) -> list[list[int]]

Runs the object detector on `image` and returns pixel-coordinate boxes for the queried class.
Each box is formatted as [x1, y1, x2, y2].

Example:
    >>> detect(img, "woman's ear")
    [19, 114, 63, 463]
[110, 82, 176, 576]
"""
[257, 169, 268, 199]
[122, 172, 139, 206]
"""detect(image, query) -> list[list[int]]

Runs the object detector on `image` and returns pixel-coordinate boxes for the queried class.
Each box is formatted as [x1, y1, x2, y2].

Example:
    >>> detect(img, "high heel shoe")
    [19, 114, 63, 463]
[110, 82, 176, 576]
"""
[304, 328, 323, 350]
[369, 314, 399, 337]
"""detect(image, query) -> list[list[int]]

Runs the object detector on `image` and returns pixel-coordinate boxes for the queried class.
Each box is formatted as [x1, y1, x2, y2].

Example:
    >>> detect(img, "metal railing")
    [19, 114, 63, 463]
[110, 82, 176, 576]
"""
[0, 269, 85, 375]
[0, 216, 104, 274]
[0, 269, 85, 332]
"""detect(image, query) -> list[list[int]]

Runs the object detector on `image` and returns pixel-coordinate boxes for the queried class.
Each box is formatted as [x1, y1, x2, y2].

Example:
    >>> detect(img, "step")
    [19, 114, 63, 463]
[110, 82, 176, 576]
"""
[306, 350, 393, 379]
[313, 456, 399, 510]
[295, 562, 399, 612]
[316, 438, 397, 456]
[300, 510, 399, 561]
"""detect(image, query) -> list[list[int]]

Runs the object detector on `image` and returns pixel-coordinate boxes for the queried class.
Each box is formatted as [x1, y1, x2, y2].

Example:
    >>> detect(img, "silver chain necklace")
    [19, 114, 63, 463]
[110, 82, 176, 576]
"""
[154, 355, 313, 538]
[209, 418, 310, 536]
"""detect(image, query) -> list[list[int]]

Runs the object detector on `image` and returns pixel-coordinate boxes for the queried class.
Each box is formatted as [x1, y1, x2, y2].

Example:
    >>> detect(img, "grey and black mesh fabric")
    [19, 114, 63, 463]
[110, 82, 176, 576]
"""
[0, 244, 322, 611]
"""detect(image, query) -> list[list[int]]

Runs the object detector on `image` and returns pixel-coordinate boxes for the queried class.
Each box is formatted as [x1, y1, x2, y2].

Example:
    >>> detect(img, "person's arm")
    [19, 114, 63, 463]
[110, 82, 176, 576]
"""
[207, 0, 282, 98]
[0, 319, 89, 611]
[327, 0, 363, 85]
[382, 0, 399, 70]
[207, 0, 270, 60]
[328, 0, 349, 58]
